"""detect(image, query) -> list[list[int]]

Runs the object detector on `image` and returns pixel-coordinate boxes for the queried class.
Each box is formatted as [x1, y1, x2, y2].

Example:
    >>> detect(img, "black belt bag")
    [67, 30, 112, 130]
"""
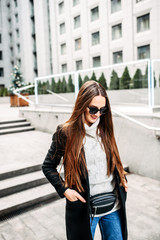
[90, 191, 116, 217]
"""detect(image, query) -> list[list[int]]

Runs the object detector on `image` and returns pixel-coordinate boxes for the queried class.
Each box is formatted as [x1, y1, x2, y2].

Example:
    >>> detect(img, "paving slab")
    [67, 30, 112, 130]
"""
[0, 173, 160, 240]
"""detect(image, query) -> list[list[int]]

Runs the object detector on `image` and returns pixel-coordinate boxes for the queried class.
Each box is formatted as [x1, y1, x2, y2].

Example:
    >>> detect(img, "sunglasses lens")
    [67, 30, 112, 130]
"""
[89, 107, 98, 114]
[100, 107, 107, 114]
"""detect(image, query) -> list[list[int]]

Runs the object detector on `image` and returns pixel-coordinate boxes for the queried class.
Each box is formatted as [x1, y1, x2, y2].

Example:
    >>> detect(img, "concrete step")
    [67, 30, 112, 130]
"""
[0, 164, 42, 180]
[155, 131, 160, 140]
[0, 126, 35, 135]
[0, 118, 26, 125]
[0, 183, 58, 220]
[0, 121, 31, 130]
[0, 170, 48, 197]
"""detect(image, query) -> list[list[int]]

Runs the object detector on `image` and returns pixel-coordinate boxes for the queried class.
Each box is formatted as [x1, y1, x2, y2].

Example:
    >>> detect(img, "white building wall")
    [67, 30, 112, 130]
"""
[19, 0, 35, 83]
[0, 0, 12, 87]
[34, 0, 51, 77]
[0, 0, 160, 88]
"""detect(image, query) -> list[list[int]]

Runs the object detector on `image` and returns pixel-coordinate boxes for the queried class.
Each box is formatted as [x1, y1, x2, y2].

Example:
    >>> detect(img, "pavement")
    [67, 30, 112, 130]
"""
[0, 103, 160, 240]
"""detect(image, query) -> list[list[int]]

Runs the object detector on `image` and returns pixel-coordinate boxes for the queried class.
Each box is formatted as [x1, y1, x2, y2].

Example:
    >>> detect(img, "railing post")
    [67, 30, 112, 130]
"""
[34, 78, 38, 105]
[151, 60, 155, 107]
[148, 59, 153, 107]
[74, 72, 79, 100]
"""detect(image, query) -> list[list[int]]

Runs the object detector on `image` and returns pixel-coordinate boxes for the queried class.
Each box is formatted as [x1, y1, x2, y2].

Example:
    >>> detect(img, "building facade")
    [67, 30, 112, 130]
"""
[0, 0, 160, 87]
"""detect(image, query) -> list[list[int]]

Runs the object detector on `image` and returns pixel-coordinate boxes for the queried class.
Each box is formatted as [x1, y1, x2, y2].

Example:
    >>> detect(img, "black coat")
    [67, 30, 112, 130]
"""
[42, 126, 128, 240]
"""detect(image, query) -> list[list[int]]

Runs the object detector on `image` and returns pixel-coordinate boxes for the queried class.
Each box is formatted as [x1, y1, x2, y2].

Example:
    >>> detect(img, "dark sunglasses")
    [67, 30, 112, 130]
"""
[88, 106, 107, 115]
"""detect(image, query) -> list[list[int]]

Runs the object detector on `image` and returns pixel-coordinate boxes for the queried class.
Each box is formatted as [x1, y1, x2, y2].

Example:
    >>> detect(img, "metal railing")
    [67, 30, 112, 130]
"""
[12, 60, 160, 138]
[13, 84, 34, 105]
[112, 108, 160, 139]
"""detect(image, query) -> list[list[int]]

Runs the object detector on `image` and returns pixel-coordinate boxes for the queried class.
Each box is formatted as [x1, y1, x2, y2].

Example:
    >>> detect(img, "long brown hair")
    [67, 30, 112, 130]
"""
[62, 80, 126, 192]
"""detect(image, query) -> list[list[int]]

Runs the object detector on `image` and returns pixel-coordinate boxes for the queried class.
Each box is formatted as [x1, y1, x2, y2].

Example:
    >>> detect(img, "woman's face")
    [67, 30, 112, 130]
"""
[84, 95, 106, 126]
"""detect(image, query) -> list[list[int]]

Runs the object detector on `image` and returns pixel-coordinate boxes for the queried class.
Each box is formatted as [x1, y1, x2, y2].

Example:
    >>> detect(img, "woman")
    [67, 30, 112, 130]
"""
[42, 80, 128, 240]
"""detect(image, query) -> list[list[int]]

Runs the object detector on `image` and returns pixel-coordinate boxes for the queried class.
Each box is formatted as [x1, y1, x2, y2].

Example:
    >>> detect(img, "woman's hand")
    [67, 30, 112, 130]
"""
[124, 180, 128, 192]
[120, 179, 128, 192]
[64, 189, 86, 203]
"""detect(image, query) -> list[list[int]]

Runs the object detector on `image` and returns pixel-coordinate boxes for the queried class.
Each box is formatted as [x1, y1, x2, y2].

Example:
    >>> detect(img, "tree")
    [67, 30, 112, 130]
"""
[27, 82, 34, 95]
[0, 87, 8, 97]
[42, 81, 47, 94]
[154, 72, 156, 88]
[38, 81, 42, 94]
[9, 65, 25, 94]
[98, 73, 107, 89]
[120, 66, 131, 89]
[46, 80, 50, 94]
[62, 76, 67, 93]
[110, 70, 119, 90]
[79, 74, 83, 89]
[132, 69, 143, 88]
[90, 71, 97, 81]
[55, 79, 62, 93]
[142, 65, 148, 88]
[67, 75, 74, 92]
[51, 78, 56, 92]
[83, 75, 89, 83]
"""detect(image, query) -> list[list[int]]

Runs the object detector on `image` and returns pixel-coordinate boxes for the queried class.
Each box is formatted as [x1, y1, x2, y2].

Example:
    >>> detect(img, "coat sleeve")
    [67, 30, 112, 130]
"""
[42, 125, 68, 198]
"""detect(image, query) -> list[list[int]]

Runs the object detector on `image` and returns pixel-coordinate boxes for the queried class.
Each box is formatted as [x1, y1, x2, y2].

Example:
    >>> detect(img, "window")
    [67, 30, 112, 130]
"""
[93, 56, 101, 67]
[60, 23, 65, 34]
[73, 0, 80, 7]
[10, 47, 13, 56]
[15, 14, 19, 23]
[17, 44, 20, 53]
[16, 29, 19, 38]
[9, 33, 12, 42]
[14, 0, 18, 7]
[111, 0, 121, 13]
[0, 68, 4, 77]
[60, 43, 66, 55]
[136, 0, 145, 3]
[7, 3, 10, 13]
[59, 2, 64, 14]
[112, 23, 122, 40]
[137, 13, 150, 33]
[8, 18, 12, 28]
[76, 60, 82, 70]
[92, 31, 100, 45]
[11, 61, 14, 68]
[74, 15, 80, 29]
[113, 51, 123, 63]
[62, 64, 67, 73]
[137, 45, 150, 59]
[0, 34, 1, 43]
[75, 38, 81, 50]
[17, 59, 21, 66]
[0, 51, 3, 60]
[91, 6, 99, 22]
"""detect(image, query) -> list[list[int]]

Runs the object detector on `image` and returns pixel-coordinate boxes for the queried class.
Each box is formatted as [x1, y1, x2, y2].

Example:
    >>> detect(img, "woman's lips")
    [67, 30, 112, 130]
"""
[91, 115, 97, 120]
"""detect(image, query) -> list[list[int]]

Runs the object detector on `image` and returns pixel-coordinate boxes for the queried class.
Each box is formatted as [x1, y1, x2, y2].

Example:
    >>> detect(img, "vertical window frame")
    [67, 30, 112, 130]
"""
[92, 56, 101, 68]
[113, 50, 123, 64]
[91, 6, 99, 22]
[137, 13, 150, 33]
[91, 31, 100, 46]
[74, 15, 81, 29]
[137, 44, 150, 60]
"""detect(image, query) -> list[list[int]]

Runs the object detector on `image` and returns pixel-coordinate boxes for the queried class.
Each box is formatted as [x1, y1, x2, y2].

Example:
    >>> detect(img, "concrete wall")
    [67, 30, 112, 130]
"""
[113, 115, 160, 181]
[19, 107, 160, 181]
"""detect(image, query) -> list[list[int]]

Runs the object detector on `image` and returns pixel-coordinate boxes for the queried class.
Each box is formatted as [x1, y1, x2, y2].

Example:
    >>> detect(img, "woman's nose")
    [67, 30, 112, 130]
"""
[95, 111, 101, 117]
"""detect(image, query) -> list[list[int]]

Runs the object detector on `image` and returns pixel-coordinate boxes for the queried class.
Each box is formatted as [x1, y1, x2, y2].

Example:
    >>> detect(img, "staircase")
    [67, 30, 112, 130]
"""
[0, 164, 62, 221]
[0, 119, 35, 135]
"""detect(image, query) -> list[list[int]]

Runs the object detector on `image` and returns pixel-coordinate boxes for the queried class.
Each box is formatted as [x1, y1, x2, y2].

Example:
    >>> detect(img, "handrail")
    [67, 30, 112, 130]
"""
[13, 84, 34, 105]
[112, 108, 160, 138]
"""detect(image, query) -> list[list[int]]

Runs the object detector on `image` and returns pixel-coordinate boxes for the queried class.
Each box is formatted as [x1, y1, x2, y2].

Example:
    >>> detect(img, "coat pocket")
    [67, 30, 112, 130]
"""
[65, 199, 91, 240]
